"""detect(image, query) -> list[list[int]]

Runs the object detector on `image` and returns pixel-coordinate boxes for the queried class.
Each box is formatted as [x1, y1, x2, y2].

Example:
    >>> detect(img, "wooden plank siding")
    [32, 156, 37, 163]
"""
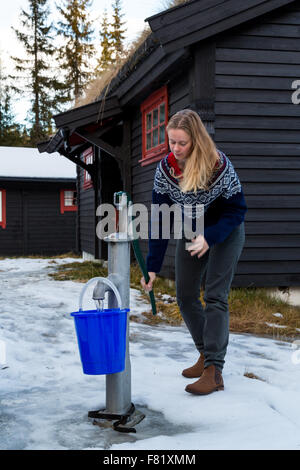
[0, 182, 76, 256]
[214, 2, 300, 286]
[0, 188, 23, 256]
[146, 0, 296, 54]
[25, 189, 76, 254]
[130, 3, 300, 287]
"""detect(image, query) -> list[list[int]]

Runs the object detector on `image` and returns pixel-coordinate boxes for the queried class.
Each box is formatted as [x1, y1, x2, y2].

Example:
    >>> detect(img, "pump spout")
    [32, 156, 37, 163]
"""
[92, 277, 124, 311]
[78, 276, 122, 313]
[92, 281, 105, 311]
[92, 281, 106, 301]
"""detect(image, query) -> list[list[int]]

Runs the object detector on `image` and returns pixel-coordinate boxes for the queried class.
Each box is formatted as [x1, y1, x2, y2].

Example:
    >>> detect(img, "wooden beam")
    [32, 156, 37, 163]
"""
[146, 0, 226, 30]
[116, 46, 166, 100]
[74, 129, 123, 162]
[59, 145, 96, 183]
[147, 0, 295, 54]
[119, 48, 189, 106]
[75, 119, 132, 196]
[53, 95, 122, 129]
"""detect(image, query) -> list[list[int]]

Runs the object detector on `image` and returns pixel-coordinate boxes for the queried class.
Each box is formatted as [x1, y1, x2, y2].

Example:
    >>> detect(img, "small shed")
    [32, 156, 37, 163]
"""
[0, 146, 77, 256]
[38, 0, 300, 287]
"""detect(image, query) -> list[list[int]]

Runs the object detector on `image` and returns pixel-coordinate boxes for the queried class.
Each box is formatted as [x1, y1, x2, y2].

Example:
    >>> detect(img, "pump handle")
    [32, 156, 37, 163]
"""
[115, 191, 157, 316]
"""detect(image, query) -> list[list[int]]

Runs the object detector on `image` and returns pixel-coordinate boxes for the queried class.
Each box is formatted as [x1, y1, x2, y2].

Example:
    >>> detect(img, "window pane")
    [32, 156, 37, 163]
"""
[146, 132, 152, 150]
[84, 152, 93, 182]
[160, 103, 165, 123]
[159, 124, 165, 144]
[153, 128, 158, 147]
[64, 190, 75, 206]
[153, 108, 158, 127]
[85, 153, 93, 165]
[146, 113, 152, 131]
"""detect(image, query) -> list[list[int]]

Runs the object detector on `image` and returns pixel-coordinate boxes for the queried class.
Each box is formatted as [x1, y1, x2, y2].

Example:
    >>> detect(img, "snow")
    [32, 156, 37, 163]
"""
[0, 257, 300, 450]
[265, 323, 287, 329]
[0, 146, 76, 179]
[273, 313, 284, 318]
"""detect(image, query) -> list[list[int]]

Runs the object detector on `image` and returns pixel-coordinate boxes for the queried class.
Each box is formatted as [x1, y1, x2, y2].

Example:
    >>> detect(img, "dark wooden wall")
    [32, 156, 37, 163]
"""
[0, 180, 76, 256]
[214, 2, 300, 286]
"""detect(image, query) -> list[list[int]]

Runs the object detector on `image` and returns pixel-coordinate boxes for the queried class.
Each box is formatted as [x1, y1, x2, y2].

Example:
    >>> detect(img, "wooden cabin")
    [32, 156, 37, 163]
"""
[38, 0, 300, 287]
[0, 146, 77, 256]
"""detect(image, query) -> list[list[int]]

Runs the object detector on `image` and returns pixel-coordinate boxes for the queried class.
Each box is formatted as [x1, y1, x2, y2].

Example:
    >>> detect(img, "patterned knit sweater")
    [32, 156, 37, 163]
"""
[146, 150, 247, 273]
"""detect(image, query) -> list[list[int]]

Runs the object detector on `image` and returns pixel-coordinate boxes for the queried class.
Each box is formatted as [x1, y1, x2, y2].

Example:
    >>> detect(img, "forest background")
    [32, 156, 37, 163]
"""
[0, 0, 168, 147]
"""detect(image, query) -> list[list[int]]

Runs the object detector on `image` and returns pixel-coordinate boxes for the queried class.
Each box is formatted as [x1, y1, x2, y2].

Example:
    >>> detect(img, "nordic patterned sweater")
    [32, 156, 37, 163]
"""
[146, 150, 247, 273]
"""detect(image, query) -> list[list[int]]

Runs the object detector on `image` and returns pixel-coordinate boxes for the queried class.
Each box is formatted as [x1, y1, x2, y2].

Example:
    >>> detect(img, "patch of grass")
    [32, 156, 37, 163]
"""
[48, 260, 108, 282]
[48, 260, 300, 339]
[228, 287, 300, 339]
[244, 372, 266, 382]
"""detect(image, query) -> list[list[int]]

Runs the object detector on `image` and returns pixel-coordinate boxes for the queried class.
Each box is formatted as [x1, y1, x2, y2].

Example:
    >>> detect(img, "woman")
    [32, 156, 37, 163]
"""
[141, 109, 247, 395]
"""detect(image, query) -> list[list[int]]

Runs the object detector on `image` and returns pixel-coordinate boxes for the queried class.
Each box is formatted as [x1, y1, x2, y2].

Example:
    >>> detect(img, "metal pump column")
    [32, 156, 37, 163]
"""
[105, 192, 131, 415]
[88, 192, 145, 432]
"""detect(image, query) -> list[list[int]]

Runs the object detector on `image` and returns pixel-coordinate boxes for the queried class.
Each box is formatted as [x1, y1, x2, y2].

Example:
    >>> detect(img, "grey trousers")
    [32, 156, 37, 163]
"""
[175, 222, 245, 371]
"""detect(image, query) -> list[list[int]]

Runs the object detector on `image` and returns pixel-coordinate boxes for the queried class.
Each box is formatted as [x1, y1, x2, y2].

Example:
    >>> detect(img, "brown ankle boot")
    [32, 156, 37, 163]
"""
[182, 354, 205, 378]
[185, 365, 224, 395]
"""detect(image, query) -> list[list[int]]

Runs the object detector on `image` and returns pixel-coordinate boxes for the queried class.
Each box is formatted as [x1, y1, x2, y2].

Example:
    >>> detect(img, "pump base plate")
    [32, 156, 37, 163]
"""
[88, 403, 145, 433]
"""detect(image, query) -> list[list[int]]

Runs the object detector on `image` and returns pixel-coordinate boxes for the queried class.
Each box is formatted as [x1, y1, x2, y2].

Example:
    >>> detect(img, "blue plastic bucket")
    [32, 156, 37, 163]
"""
[70, 308, 129, 375]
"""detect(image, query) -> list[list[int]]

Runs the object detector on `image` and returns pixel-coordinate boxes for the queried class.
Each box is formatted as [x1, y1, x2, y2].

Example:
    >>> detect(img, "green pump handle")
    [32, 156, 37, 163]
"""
[115, 191, 157, 316]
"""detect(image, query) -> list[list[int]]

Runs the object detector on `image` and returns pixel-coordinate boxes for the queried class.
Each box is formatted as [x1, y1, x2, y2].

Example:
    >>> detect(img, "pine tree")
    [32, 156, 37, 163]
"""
[11, 0, 66, 146]
[0, 57, 24, 146]
[97, 8, 113, 74]
[110, 0, 126, 64]
[56, 0, 95, 101]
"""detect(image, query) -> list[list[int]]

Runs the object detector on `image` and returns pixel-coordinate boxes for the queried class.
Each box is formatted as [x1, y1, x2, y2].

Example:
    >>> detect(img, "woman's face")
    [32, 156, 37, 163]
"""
[168, 128, 193, 162]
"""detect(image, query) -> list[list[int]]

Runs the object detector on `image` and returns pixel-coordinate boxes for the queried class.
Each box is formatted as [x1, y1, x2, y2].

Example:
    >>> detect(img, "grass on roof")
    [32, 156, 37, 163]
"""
[75, 0, 191, 108]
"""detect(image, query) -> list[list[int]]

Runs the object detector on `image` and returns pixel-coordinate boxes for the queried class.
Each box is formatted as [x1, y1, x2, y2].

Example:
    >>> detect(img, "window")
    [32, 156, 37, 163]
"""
[140, 86, 168, 166]
[0, 190, 6, 229]
[83, 147, 93, 189]
[60, 189, 77, 214]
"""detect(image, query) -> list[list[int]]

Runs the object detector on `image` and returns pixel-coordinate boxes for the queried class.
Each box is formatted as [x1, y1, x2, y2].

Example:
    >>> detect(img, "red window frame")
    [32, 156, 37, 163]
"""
[83, 147, 93, 189]
[140, 86, 168, 166]
[60, 189, 77, 214]
[0, 189, 6, 229]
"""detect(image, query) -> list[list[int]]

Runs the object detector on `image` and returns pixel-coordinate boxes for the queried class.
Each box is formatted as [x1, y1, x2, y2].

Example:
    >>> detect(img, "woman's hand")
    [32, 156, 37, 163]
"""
[140, 272, 156, 292]
[187, 234, 209, 258]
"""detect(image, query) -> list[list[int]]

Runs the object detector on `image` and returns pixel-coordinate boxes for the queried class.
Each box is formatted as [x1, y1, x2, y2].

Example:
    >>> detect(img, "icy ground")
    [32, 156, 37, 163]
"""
[0, 257, 300, 450]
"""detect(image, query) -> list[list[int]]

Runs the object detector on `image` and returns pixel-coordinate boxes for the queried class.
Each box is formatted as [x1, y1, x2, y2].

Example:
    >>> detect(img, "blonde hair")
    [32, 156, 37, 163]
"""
[166, 109, 220, 193]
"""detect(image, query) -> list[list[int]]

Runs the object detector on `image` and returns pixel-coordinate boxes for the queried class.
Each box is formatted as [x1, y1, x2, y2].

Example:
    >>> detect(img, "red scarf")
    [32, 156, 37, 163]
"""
[167, 152, 183, 178]
[168, 151, 221, 174]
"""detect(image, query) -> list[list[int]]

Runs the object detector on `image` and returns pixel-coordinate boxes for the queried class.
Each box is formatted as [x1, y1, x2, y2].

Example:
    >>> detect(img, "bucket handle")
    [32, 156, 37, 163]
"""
[78, 277, 122, 312]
